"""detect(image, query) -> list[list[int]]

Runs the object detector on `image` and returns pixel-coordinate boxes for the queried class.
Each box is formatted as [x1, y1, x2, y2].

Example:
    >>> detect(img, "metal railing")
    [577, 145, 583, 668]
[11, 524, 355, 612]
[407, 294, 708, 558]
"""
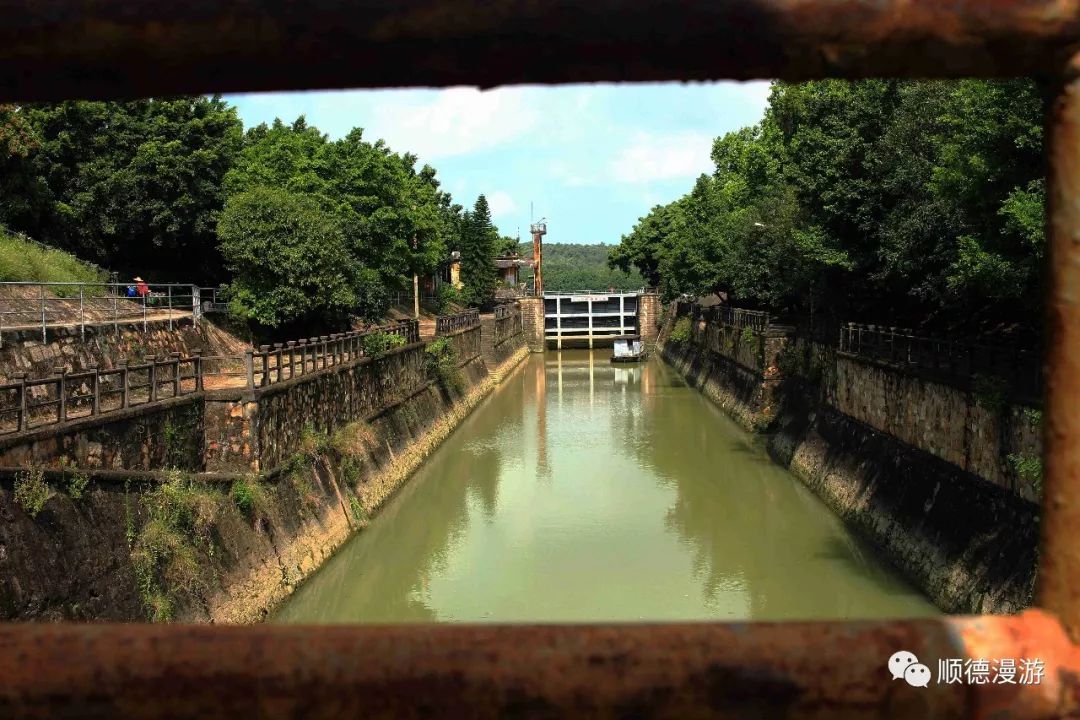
[0, 320, 420, 435]
[435, 310, 480, 335]
[391, 290, 438, 307]
[0, 281, 203, 346]
[839, 323, 1042, 402]
[679, 303, 772, 334]
[198, 287, 229, 314]
[493, 303, 517, 320]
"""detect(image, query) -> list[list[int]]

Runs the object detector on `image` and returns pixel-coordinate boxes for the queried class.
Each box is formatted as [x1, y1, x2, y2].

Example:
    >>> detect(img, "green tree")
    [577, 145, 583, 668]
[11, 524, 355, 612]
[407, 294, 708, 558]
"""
[224, 119, 455, 320]
[218, 187, 356, 328]
[611, 78, 1045, 341]
[459, 195, 498, 306]
[5, 97, 242, 282]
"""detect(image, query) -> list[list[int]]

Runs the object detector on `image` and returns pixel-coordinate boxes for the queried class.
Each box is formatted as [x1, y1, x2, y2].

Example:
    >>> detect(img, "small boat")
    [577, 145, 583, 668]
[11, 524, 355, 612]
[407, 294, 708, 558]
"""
[611, 335, 646, 363]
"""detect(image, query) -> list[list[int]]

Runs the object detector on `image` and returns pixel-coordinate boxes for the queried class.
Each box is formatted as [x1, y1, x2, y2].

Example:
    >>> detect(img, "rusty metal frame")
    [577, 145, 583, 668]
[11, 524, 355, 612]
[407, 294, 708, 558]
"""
[1, 1, 1080, 717]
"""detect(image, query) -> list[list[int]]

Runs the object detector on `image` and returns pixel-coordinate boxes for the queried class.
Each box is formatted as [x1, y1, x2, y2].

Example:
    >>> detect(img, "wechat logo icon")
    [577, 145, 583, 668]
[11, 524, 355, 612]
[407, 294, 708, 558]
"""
[889, 650, 931, 688]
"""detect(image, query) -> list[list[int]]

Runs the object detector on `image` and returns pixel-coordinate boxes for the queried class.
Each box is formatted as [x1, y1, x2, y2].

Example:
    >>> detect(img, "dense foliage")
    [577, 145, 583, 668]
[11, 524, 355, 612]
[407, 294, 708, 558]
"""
[1, 98, 242, 282]
[0, 101, 501, 328]
[217, 187, 357, 328]
[222, 118, 462, 323]
[516, 242, 645, 292]
[610, 80, 1046, 341]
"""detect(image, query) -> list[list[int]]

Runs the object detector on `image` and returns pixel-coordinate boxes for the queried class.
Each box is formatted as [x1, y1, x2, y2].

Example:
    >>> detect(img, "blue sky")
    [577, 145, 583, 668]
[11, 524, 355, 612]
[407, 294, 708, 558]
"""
[225, 82, 771, 245]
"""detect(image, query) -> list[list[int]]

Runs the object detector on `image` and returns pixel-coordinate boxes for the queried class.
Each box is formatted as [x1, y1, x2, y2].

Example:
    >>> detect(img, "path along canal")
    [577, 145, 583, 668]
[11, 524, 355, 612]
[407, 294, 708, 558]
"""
[275, 350, 936, 623]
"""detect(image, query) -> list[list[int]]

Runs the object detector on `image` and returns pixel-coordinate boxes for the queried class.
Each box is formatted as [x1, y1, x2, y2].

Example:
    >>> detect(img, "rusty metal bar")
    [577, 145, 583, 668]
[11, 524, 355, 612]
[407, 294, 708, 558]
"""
[0, 612, 1075, 719]
[1039, 52, 1080, 643]
[0, 0, 1076, 101]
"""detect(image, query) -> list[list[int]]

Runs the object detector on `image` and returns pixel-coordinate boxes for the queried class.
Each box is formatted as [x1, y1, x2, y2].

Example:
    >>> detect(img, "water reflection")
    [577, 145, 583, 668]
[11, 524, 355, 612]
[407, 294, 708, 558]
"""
[275, 350, 936, 624]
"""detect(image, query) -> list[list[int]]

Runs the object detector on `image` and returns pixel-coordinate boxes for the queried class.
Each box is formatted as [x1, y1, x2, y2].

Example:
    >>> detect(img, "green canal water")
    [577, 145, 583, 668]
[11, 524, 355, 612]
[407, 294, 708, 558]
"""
[275, 350, 937, 623]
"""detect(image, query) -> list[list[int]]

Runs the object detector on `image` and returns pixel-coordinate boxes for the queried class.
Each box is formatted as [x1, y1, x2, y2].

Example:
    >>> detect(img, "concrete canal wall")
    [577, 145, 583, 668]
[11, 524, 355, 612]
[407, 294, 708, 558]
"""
[660, 306, 1040, 614]
[0, 315, 528, 622]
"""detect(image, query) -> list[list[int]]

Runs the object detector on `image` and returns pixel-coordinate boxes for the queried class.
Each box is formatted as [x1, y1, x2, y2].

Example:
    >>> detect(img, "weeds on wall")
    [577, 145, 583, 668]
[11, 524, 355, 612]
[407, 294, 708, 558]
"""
[13, 465, 49, 518]
[1008, 453, 1044, 494]
[669, 316, 692, 345]
[230, 476, 272, 523]
[362, 331, 407, 359]
[331, 422, 376, 458]
[283, 424, 330, 475]
[162, 404, 201, 469]
[973, 374, 1009, 414]
[349, 495, 368, 524]
[124, 479, 136, 548]
[289, 469, 321, 518]
[425, 338, 464, 394]
[339, 455, 363, 486]
[299, 424, 331, 456]
[741, 326, 755, 344]
[66, 469, 89, 500]
[131, 470, 222, 622]
[56, 457, 90, 500]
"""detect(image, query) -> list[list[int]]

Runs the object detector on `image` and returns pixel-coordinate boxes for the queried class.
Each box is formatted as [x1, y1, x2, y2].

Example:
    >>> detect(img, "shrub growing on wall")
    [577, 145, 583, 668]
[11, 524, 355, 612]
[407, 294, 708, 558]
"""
[669, 316, 692, 345]
[13, 465, 48, 518]
[425, 337, 464, 394]
[362, 331, 407, 359]
[132, 472, 222, 621]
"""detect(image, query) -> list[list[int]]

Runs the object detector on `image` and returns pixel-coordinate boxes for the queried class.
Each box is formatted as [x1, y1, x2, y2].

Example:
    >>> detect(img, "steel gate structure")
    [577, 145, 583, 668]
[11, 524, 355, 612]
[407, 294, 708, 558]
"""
[1, 1, 1080, 717]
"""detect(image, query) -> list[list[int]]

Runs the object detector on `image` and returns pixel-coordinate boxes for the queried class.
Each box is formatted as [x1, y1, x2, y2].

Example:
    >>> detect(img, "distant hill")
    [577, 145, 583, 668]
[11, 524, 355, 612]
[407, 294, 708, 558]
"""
[515, 242, 643, 292]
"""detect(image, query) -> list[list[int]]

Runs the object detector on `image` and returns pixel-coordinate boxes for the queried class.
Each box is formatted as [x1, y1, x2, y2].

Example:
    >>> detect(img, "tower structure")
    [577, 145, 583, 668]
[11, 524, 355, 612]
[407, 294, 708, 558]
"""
[530, 219, 547, 295]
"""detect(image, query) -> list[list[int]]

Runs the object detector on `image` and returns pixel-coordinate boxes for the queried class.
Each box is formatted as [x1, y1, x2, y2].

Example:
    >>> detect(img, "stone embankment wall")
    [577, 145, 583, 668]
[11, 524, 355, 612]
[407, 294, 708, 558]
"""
[661, 305, 1040, 614]
[0, 397, 204, 471]
[830, 355, 1042, 501]
[204, 326, 485, 473]
[0, 315, 527, 622]
[490, 309, 525, 365]
[0, 317, 247, 383]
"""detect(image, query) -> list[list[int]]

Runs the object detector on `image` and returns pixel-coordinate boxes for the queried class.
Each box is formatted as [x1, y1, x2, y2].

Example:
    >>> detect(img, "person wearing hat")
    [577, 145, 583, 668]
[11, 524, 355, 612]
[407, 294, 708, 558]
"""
[134, 276, 149, 298]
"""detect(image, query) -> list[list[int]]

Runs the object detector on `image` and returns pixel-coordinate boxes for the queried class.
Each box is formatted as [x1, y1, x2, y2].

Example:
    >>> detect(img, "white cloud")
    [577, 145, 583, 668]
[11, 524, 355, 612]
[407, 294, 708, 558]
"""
[487, 191, 518, 218]
[547, 160, 593, 188]
[366, 86, 538, 161]
[609, 131, 715, 184]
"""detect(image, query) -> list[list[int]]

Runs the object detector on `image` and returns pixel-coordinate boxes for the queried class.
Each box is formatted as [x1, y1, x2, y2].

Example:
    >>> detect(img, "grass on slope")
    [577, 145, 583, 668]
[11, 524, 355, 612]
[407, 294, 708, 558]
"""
[0, 230, 107, 285]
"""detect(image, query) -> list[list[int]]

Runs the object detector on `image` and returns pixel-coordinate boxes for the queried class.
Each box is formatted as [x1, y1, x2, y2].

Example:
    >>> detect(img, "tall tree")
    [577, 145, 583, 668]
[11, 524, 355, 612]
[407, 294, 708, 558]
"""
[458, 194, 499, 307]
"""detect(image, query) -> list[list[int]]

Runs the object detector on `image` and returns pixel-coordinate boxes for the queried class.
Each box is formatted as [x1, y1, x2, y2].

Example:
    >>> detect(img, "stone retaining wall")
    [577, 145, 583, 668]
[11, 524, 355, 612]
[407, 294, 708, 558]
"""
[660, 306, 1039, 613]
[830, 354, 1042, 500]
[0, 317, 247, 383]
[0, 397, 204, 471]
[0, 324, 529, 622]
